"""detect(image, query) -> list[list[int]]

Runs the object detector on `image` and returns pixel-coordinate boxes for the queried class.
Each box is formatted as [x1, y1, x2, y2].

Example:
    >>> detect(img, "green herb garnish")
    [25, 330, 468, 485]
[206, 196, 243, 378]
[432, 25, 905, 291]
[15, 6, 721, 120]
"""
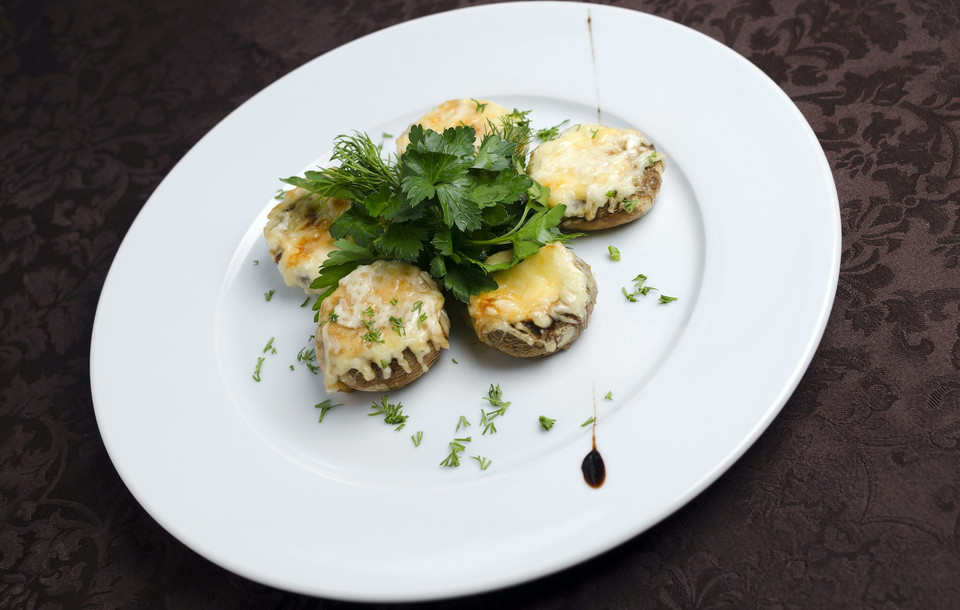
[315, 399, 344, 423]
[284, 113, 579, 306]
[411, 430, 423, 447]
[369, 395, 408, 430]
[581, 417, 596, 427]
[608, 245, 621, 261]
[659, 294, 678, 304]
[539, 416, 556, 431]
[264, 289, 275, 302]
[361, 328, 385, 344]
[483, 383, 511, 412]
[440, 437, 472, 467]
[252, 357, 265, 382]
[471, 455, 492, 471]
[534, 119, 569, 142]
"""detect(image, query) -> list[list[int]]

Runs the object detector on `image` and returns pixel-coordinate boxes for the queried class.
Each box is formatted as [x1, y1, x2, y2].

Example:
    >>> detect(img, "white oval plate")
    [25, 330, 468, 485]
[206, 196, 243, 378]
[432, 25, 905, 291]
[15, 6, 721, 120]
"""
[91, 2, 839, 602]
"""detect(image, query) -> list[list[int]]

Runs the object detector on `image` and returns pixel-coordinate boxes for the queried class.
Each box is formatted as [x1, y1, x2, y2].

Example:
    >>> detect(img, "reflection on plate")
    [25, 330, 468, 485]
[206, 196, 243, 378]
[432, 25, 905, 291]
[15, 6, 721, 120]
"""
[91, 2, 839, 602]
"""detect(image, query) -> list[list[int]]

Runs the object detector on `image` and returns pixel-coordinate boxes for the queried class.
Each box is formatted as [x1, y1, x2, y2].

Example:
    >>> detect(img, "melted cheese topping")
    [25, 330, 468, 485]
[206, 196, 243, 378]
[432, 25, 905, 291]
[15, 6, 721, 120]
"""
[396, 98, 510, 154]
[527, 124, 661, 221]
[316, 260, 450, 392]
[467, 243, 594, 346]
[263, 188, 351, 293]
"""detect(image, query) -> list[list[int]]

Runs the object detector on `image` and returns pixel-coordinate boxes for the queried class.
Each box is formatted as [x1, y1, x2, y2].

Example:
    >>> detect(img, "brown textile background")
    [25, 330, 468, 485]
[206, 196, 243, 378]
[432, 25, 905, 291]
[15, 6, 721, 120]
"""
[2, 0, 959, 607]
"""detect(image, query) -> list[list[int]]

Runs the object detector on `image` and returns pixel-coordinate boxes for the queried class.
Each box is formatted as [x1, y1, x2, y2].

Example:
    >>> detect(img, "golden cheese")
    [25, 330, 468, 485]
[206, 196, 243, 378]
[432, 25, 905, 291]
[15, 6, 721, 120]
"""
[263, 187, 351, 294]
[316, 260, 450, 392]
[467, 242, 595, 353]
[396, 98, 510, 154]
[527, 124, 662, 221]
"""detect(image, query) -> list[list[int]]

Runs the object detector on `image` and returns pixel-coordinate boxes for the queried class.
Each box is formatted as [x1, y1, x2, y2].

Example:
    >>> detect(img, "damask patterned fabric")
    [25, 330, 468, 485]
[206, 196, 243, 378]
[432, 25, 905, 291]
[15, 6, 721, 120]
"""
[1, 0, 959, 607]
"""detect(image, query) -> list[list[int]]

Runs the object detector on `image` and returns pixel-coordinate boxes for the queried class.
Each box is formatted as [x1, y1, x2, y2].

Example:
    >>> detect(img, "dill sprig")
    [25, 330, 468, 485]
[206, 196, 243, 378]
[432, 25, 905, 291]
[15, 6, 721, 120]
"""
[315, 399, 343, 423]
[440, 436, 472, 467]
[369, 395, 408, 431]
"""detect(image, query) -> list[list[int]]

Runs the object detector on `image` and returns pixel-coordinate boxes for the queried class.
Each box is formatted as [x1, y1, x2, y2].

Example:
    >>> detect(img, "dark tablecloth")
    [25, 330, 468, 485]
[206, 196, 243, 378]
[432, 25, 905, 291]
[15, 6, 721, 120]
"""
[3, 0, 959, 607]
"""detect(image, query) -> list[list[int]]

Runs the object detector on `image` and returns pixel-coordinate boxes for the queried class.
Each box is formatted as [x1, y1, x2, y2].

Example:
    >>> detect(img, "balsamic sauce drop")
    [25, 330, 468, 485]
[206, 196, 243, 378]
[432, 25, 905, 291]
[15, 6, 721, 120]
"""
[581, 393, 605, 488]
[582, 446, 605, 488]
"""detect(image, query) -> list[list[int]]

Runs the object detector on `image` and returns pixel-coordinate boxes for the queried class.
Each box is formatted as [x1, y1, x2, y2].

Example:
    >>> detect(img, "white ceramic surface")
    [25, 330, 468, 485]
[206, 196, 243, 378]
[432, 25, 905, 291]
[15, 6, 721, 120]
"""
[90, 2, 840, 602]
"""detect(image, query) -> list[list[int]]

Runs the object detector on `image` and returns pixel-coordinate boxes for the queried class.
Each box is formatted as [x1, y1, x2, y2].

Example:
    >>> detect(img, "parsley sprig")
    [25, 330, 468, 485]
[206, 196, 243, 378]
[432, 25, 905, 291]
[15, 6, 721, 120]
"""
[282, 111, 578, 305]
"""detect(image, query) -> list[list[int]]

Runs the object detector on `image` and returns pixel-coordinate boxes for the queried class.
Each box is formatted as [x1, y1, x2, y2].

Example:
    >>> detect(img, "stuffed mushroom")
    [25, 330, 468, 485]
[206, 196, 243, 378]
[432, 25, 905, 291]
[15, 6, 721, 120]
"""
[467, 242, 597, 358]
[315, 260, 450, 392]
[263, 187, 351, 293]
[527, 123, 664, 231]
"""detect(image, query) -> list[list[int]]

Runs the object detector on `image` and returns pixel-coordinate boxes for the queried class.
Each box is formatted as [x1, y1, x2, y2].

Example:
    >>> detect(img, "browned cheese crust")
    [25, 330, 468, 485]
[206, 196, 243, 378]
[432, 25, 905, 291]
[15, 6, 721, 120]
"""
[470, 254, 598, 359]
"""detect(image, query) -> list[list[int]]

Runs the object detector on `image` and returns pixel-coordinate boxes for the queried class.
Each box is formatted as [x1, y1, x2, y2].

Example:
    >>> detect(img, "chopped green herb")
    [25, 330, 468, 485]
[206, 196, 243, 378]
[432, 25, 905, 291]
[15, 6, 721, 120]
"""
[315, 399, 344, 423]
[289, 365, 295, 371]
[417, 313, 428, 327]
[623, 274, 656, 301]
[539, 416, 556, 431]
[659, 294, 678, 304]
[451, 357, 459, 364]
[456, 415, 471, 432]
[412, 300, 423, 313]
[411, 430, 423, 447]
[581, 417, 596, 427]
[590, 128, 599, 138]
[296, 346, 319, 374]
[361, 328, 385, 344]
[274, 189, 285, 201]
[263, 337, 276, 354]
[382, 132, 393, 139]
[300, 296, 311, 308]
[605, 189, 617, 198]
[380, 359, 390, 369]
[608, 245, 621, 261]
[252, 356, 265, 382]
[363, 306, 375, 317]
[369, 395, 408, 430]
[535, 119, 569, 142]
[471, 98, 488, 112]
[440, 436, 472, 467]
[264, 290, 275, 302]
[253, 260, 260, 265]
[483, 383, 510, 412]
[623, 199, 638, 214]
[389, 315, 406, 336]
[604, 391, 613, 401]
[471, 455, 492, 471]
[390, 298, 398, 306]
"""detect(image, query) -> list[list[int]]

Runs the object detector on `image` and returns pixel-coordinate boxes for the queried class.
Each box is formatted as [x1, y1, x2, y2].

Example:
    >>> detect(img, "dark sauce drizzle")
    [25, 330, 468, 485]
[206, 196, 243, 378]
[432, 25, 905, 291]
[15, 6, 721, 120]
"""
[586, 9, 602, 123]
[581, 393, 605, 488]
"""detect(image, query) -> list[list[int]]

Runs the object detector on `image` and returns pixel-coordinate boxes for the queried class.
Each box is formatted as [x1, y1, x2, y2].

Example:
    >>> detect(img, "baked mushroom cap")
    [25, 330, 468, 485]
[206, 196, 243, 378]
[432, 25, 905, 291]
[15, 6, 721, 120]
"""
[467, 242, 598, 358]
[263, 187, 351, 293]
[315, 260, 450, 392]
[395, 98, 511, 154]
[527, 123, 664, 230]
